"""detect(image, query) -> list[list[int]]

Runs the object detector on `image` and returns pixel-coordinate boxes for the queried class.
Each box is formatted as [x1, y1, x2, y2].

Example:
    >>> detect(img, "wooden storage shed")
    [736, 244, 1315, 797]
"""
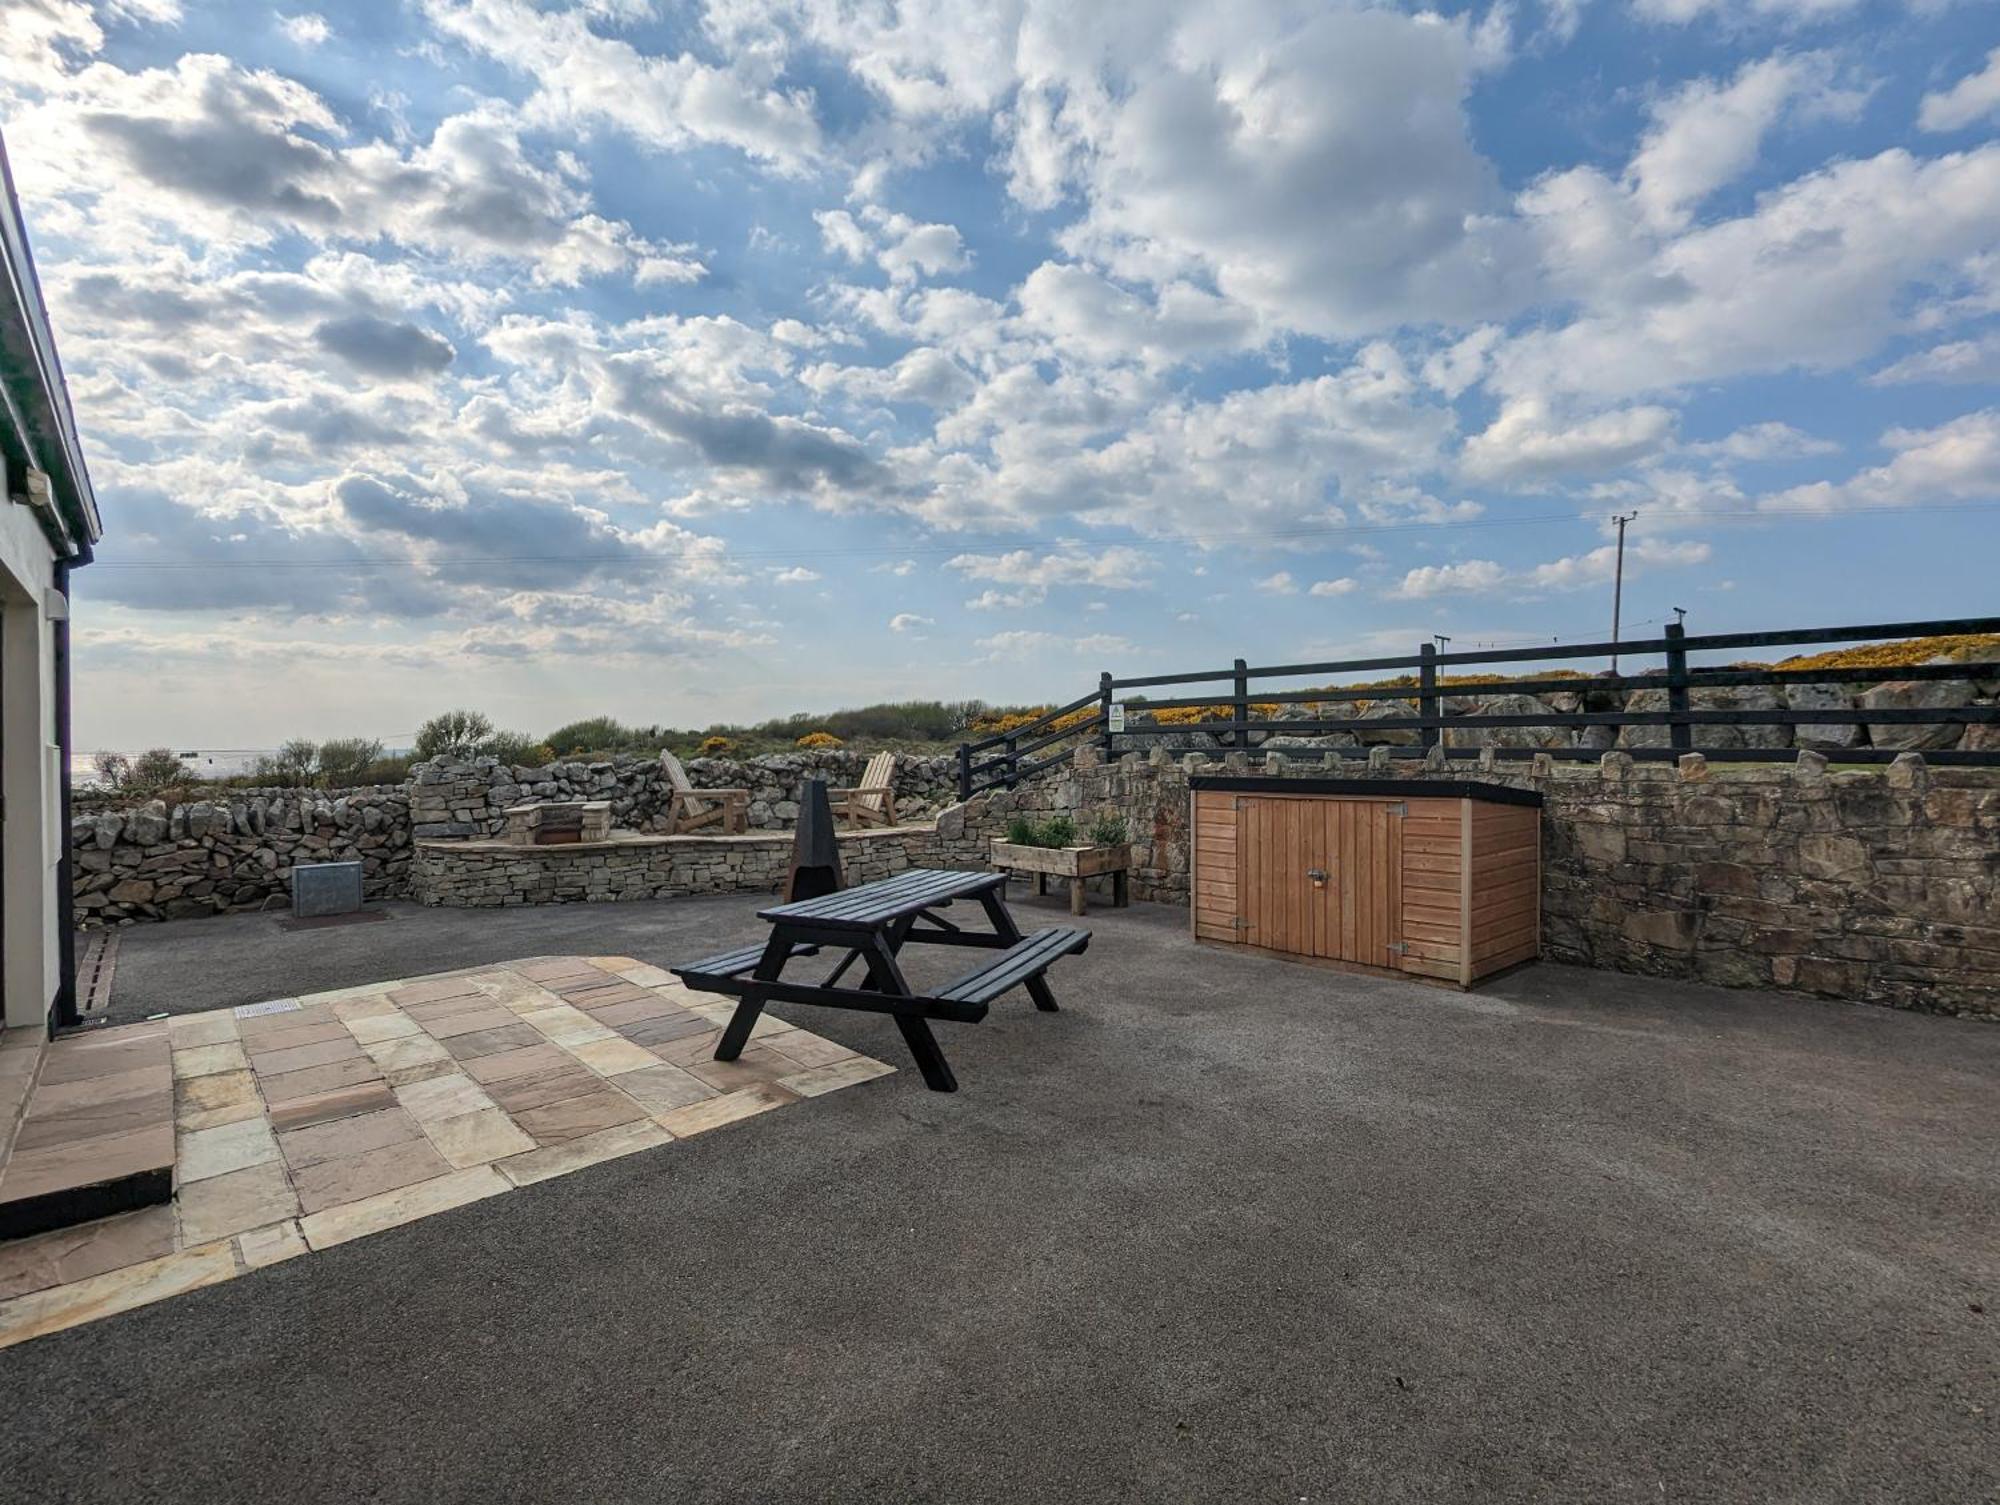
[1190, 777, 1541, 988]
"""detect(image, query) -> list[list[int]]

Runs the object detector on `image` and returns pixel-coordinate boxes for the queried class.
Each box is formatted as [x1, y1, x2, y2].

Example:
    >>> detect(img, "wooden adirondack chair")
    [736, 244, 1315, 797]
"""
[660, 750, 750, 835]
[831, 751, 898, 828]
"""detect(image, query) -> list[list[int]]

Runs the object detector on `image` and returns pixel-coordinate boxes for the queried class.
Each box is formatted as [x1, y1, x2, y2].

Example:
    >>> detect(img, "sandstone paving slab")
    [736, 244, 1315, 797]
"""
[278, 1106, 423, 1171]
[267, 1082, 398, 1133]
[177, 1118, 280, 1184]
[511, 1087, 648, 1146]
[423, 1109, 536, 1169]
[257, 1056, 383, 1106]
[461, 1043, 570, 1085]
[292, 1138, 455, 1217]
[0, 955, 891, 1351]
[174, 1161, 300, 1247]
[245, 1036, 367, 1077]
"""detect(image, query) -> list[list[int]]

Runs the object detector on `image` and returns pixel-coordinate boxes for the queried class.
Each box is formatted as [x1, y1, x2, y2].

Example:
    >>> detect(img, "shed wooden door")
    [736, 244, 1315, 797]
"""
[1239, 797, 1401, 966]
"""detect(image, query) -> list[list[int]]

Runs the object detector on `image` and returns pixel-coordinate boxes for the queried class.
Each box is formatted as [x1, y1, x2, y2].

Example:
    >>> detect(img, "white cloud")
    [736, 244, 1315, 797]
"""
[815, 206, 968, 284]
[1390, 538, 1710, 597]
[947, 544, 1152, 591]
[1869, 331, 2000, 386]
[1920, 47, 2000, 133]
[1258, 571, 1299, 595]
[1632, 0, 1861, 21]
[771, 566, 820, 584]
[1498, 144, 2000, 402]
[976, 629, 1135, 661]
[1629, 53, 1852, 232]
[1461, 397, 1676, 484]
[421, 0, 823, 170]
[1023, 2, 1532, 336]
[1761, 408, 2000, 511]
[1681, 422, 1838, 459]
[888, 612, 932, 632]
[1015, 262, 1259, 369]
[1389, 559, 1509, 598]
[1308, 577, 1358, 597]
[279, 13, 330, 47]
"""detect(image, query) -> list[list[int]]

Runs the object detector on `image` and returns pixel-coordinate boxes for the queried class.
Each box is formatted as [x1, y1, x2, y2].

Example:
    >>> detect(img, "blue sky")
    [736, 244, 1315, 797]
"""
[2, 0, 1996, 751]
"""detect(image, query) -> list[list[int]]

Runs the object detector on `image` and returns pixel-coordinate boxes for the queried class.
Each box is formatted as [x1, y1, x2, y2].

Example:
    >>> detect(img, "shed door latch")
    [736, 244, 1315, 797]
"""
[1386, 941, 1409, 956]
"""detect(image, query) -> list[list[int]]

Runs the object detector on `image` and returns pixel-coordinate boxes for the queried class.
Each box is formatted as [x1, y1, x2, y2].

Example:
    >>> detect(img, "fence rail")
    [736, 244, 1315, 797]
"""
[955, 616, 2000, 798]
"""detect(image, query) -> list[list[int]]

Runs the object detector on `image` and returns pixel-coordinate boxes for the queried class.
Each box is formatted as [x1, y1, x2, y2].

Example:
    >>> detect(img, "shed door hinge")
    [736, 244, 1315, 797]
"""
[1387, 802, 1407, 816]
[1232, 916, 1249, 931]
[1386, 940, 1409, 956]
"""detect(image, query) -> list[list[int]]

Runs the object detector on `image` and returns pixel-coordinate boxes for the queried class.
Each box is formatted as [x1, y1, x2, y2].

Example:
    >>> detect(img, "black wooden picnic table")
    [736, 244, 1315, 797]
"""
[671, 868, 1089, 1092]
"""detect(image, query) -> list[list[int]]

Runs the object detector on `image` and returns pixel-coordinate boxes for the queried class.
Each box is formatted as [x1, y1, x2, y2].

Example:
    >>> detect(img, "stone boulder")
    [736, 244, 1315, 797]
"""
[1785, 681, 1859, 749]
[1860, 678, 1975, 750]
[1443, 693, 1573, 749]
[1354, 699, 1421, 746]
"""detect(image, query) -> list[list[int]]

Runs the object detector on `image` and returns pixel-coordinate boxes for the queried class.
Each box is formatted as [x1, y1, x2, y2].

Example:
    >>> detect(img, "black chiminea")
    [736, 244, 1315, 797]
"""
[784, 777, 845, 902]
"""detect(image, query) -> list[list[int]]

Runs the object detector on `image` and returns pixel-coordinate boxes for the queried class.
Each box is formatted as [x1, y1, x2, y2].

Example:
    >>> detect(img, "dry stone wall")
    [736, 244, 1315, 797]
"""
[1125, 670, 2000, 755]
[409, 750, 959, 838]
[950, 745, 2000, 1020]
[72, 786, 410, 926]
[410, 824, 989, 907]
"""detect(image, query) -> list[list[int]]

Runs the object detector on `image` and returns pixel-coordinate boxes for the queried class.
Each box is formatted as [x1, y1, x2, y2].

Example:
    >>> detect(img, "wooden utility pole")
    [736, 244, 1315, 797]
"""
[1609, 512, 1638, 672]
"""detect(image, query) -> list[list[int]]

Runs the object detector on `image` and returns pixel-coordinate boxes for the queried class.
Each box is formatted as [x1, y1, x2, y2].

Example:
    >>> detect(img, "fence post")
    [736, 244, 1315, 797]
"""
[957, 742, 972, 802]
[1664, 621, 1691, 752]
[1418, 641, 1440, 756]
[1098, 671, 1114, 759]
[1004, 733, 1018, 790]
[1232, 658, 1249, 751]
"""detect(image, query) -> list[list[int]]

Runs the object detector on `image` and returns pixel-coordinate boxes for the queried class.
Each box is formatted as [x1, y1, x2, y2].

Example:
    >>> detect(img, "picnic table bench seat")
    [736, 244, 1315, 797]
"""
[936, 927, 1089, 1006]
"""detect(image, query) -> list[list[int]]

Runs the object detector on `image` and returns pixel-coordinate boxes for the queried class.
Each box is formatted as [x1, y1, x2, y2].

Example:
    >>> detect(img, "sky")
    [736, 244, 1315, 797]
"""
[1, 0, 1996, 753]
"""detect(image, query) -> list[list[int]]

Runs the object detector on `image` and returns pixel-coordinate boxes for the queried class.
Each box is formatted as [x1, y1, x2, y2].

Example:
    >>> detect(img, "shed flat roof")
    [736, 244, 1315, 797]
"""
[1188, 775, 1543, 807]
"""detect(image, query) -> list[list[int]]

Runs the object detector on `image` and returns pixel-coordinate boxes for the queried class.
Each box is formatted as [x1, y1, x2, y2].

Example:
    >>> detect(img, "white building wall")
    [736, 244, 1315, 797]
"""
[0, 493, 59, 1032]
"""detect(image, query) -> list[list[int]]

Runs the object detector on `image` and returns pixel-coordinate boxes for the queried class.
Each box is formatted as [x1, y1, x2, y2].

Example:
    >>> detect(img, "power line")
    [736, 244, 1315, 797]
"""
[79, 500, 2000, 573]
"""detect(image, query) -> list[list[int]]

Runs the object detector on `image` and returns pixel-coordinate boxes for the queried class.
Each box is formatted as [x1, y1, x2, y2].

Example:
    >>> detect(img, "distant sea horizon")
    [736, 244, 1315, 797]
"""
[71, 749, 412, 787]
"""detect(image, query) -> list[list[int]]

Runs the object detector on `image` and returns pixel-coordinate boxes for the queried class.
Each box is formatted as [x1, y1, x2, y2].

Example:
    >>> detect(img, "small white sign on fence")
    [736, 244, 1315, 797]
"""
[1107, 702, 1127, 734]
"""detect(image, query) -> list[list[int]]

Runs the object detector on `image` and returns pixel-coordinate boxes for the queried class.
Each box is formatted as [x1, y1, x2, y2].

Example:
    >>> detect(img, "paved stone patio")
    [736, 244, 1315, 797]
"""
[0, 955, 891, 1347]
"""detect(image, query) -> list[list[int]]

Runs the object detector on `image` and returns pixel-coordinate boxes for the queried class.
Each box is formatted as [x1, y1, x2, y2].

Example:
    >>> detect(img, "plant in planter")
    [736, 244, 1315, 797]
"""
[989, 809, 1132, 915]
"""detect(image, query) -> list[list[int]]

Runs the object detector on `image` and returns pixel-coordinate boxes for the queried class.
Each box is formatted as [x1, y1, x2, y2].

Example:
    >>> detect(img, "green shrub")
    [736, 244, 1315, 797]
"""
[1088, 813, 1128, 847]
[1004, 816, 1039, 846]
[483, 730, 541, 766]
[315, 737, 382, 786]
[129, 747, 192, 788]
[414, 710, 495, 760]
[1038, 814, 1077, 848]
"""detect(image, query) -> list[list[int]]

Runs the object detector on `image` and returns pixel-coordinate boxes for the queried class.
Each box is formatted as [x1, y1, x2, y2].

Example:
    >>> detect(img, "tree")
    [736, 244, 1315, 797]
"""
[92, 751, 130, 789]
[129, 747, 191, 787]
[413, 710, 495, 760]
[316, 737, 384, 786]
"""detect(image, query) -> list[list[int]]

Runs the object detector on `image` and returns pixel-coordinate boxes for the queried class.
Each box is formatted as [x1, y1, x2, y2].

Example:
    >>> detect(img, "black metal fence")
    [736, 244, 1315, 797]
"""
[955, 616, 2000, 799]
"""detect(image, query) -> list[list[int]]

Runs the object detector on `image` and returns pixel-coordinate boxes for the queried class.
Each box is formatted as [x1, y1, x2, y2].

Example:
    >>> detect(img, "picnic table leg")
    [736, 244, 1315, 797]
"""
[976, 887, 1060, 1013]
[1070, 876, 1087, 917]
[715, 930, 792, 1061]
[1113, 869, 1129, 908]
[855, 930, 958, 1092]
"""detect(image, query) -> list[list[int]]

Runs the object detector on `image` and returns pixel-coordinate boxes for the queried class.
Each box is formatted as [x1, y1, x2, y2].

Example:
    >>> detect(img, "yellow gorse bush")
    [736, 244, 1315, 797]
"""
[796, 731, 844, 749]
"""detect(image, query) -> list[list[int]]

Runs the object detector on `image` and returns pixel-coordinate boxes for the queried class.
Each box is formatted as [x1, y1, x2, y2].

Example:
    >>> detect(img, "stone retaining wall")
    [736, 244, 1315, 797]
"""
[72, 786, 411, 925]
[411, 824, 989, 907]
[409, 750, 959, 838]
[949, 746, 2000, 1020]
[1123, 670, 2000, 754]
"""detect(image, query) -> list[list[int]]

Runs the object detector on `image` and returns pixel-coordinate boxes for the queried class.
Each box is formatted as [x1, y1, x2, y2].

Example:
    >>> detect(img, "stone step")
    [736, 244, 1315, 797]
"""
[0, 1022, 174, 1241]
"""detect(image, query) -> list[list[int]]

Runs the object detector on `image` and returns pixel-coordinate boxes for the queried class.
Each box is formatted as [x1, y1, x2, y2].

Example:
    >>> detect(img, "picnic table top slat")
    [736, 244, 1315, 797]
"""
[759, 867, 1004, 928]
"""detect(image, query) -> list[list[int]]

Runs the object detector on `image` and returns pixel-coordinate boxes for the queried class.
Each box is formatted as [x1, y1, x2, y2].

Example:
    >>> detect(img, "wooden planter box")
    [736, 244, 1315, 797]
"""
[989, 840, 1131, 916]
[1190, 777, 1541, 989]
